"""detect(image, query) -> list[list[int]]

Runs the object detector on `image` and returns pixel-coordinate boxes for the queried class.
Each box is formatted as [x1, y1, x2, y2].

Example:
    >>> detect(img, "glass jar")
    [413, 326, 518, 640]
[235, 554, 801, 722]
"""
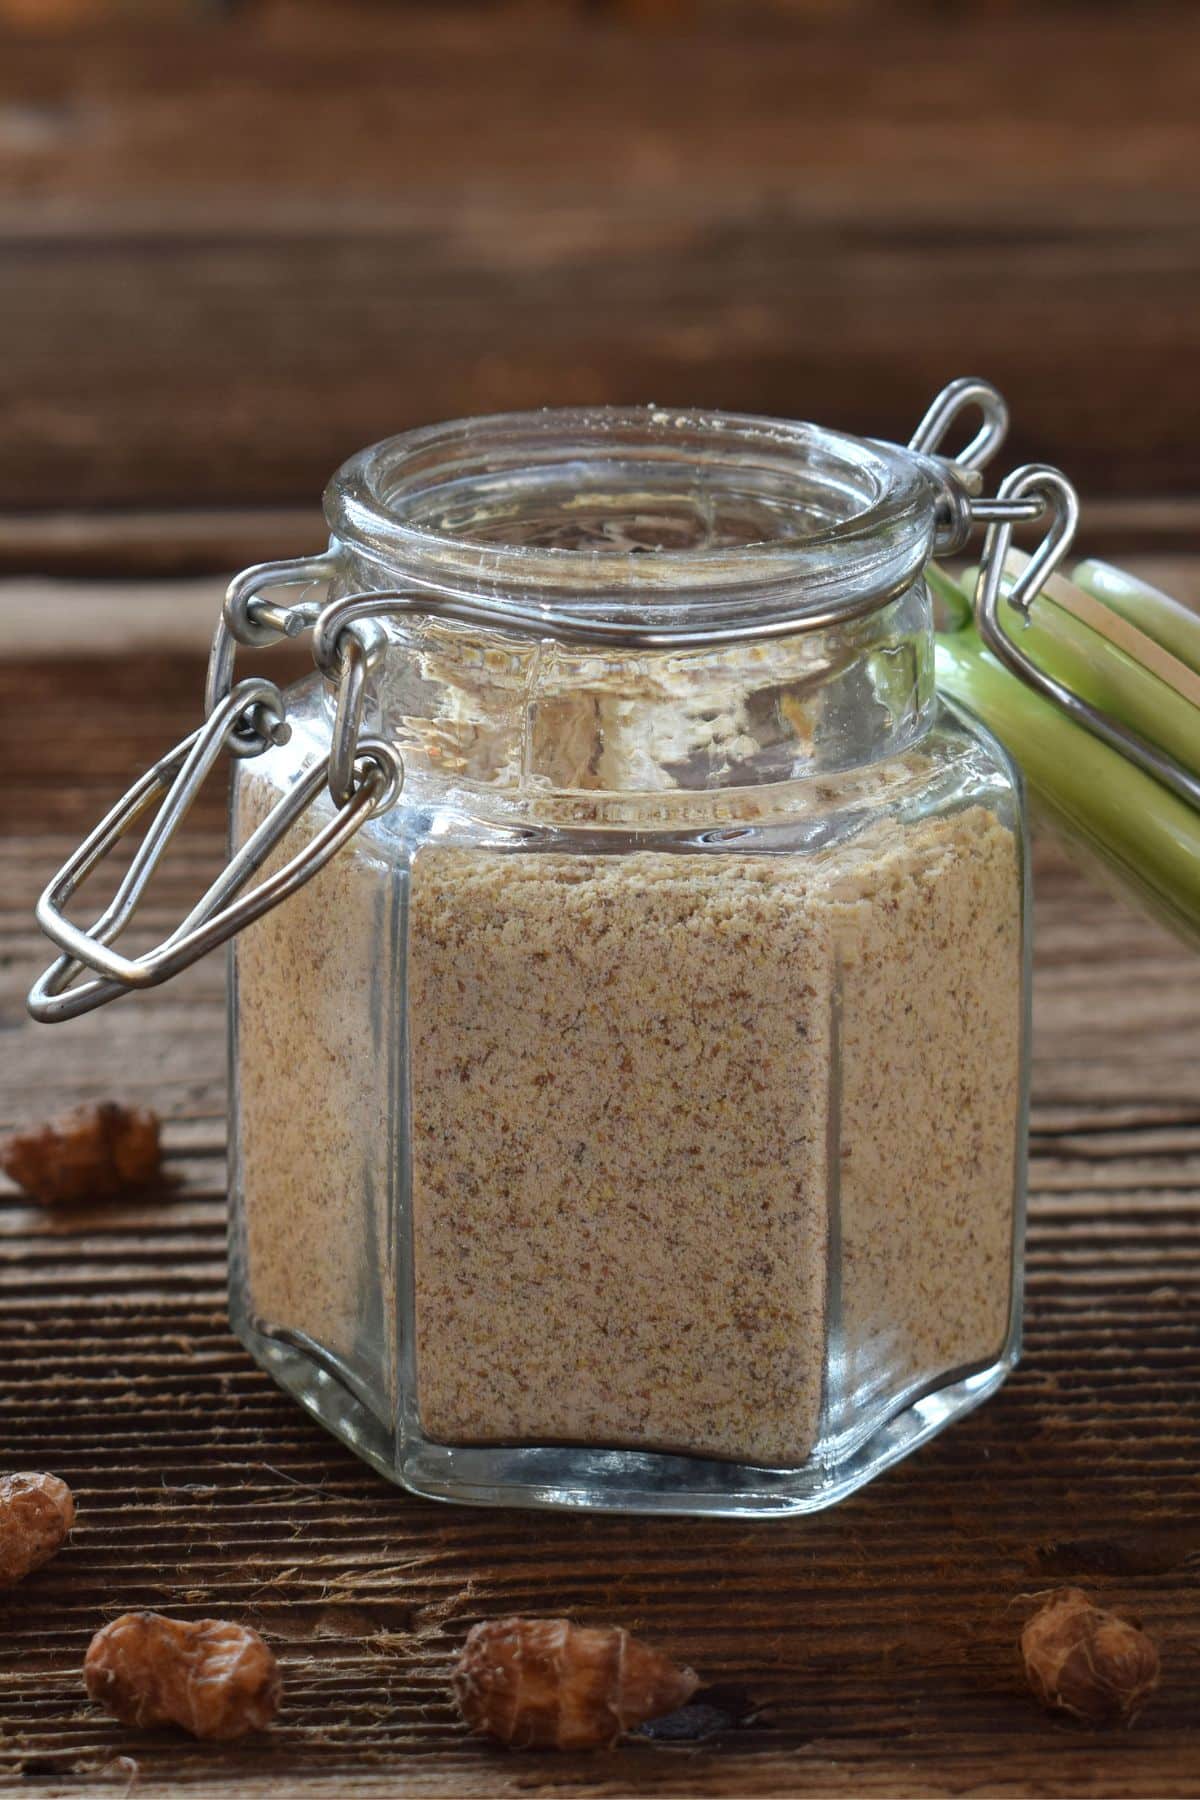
[224, 402, 1031, 1516]
[30, 386, 1075, 1517]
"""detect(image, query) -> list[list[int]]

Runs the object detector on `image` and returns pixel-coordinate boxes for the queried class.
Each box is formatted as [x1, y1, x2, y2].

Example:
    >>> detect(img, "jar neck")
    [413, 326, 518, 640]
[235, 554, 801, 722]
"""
[321, 406, 945, 821]
[329, 570, 935, 814]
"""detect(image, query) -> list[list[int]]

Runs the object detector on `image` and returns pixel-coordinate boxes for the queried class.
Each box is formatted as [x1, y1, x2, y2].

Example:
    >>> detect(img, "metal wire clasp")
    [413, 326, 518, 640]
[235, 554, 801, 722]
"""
[972, 468, 1200, 809]
[907, 379, 1085, 628]
[28, 648, 404, 1024]
[28, 380, 1090, 1023]
[907, 376, 1052, 567]
[205, 553, 336, 752]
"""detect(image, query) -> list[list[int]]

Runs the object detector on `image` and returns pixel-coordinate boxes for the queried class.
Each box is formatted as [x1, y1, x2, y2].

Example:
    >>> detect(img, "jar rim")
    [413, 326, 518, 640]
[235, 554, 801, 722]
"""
[324, 405, 945, 633]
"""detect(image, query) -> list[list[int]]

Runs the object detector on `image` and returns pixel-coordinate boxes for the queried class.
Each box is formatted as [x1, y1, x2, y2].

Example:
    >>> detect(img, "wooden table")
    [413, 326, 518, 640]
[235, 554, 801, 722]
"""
[1, 572, 1198, 1798]
[3, 3, 1200, 1790]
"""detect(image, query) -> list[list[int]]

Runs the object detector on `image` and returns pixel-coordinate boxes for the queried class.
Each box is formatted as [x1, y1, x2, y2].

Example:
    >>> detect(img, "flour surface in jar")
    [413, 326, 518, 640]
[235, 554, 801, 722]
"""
[233, 769, 400, 1418]
[407, 806, 1021, 1468]
[408, 850, 835, 1466]
[826, 803, 1022, 1425]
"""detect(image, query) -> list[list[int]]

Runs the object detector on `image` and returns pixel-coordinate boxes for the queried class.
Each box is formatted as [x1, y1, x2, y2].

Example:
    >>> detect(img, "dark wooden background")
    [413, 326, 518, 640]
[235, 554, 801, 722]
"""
[1, 3, 1199, 1796]
[3, 0, 1200, 566]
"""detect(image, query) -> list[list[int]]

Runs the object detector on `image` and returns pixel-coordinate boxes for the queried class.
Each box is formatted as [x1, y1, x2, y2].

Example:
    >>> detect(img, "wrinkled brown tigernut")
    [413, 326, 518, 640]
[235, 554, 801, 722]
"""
[84, 1612, 281, 1740]
[0, 1472, 75, 1585]
[1021, 1587, 1160, 1725]
[453, 1616, 699, 1749]
[1, 1101, 161, 1204]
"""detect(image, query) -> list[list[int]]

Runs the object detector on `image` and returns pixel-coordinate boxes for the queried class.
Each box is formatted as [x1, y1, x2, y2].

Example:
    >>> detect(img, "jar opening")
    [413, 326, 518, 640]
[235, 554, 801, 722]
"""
[326, 407, 942, 633]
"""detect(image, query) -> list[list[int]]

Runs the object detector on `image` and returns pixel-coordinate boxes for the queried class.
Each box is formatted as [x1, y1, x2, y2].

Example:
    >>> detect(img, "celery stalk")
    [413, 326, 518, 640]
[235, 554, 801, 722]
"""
[960, 556, 1200, 785]
[935, 624, 1200, 946]
[1073, 559, 1200, 679]
[988, 570, 1200, 787]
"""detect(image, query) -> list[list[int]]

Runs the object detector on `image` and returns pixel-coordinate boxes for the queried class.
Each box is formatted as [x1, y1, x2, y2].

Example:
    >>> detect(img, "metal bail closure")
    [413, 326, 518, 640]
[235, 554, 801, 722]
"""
[908, 378, 1050, 556]
[908, 375, 1010, 474]
[28, 676, 403, 1024]
[974, 465, 1200, 810]
[205, 552, 338, 755]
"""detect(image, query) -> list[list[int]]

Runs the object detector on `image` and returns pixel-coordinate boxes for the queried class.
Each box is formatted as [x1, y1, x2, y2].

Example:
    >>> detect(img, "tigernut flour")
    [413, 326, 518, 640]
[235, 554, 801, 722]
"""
[233, 790, 398, 1412]
[234, 782, 1020, 1469]
[407, 807, 1020, 1464]
[409, 848, 835, 1465]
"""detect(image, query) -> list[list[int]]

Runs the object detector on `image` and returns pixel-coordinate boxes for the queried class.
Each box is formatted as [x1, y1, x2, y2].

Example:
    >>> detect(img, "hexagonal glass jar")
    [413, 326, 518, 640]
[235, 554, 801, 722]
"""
[227, 407, 1029, 1516]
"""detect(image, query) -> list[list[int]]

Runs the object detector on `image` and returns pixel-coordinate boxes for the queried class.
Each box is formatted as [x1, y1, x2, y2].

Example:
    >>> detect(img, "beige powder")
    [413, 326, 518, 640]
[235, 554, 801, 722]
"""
[233, 773, 399, 1413]
[408, 851, 836, 1465]
[830, 816, 1022, 1421]
[232, 762, 1020, 1468]
[408, 804, 1021, 1465]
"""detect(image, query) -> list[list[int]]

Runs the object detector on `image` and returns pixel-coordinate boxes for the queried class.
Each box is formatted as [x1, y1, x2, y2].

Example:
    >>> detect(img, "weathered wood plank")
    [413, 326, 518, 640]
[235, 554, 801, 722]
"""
[6, 504, 1200, 581]
[1, 642, 1198, 1797]
[1, 7, 1199, 511]
[7, 549, 1200, 659]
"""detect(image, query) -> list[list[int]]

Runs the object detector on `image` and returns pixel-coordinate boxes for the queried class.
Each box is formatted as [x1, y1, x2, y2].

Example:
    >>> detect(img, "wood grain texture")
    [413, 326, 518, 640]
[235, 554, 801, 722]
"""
[7, 546, 1199, 664]
[1, 4, 1199, 513]
[1, 625, 1198, 1797]
[9, 501, 1200, 582]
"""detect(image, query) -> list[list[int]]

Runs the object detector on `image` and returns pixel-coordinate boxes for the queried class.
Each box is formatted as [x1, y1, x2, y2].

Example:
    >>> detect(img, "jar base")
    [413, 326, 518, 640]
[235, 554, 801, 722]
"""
[233, 1313, 1017, 1517]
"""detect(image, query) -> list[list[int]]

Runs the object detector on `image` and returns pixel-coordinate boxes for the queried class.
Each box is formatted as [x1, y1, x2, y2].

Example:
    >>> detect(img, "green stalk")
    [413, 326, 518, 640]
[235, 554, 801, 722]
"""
[957, 563, 1200, 787]
[1073, 559, 1200, 679]
[935, 623, 1200, 946]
